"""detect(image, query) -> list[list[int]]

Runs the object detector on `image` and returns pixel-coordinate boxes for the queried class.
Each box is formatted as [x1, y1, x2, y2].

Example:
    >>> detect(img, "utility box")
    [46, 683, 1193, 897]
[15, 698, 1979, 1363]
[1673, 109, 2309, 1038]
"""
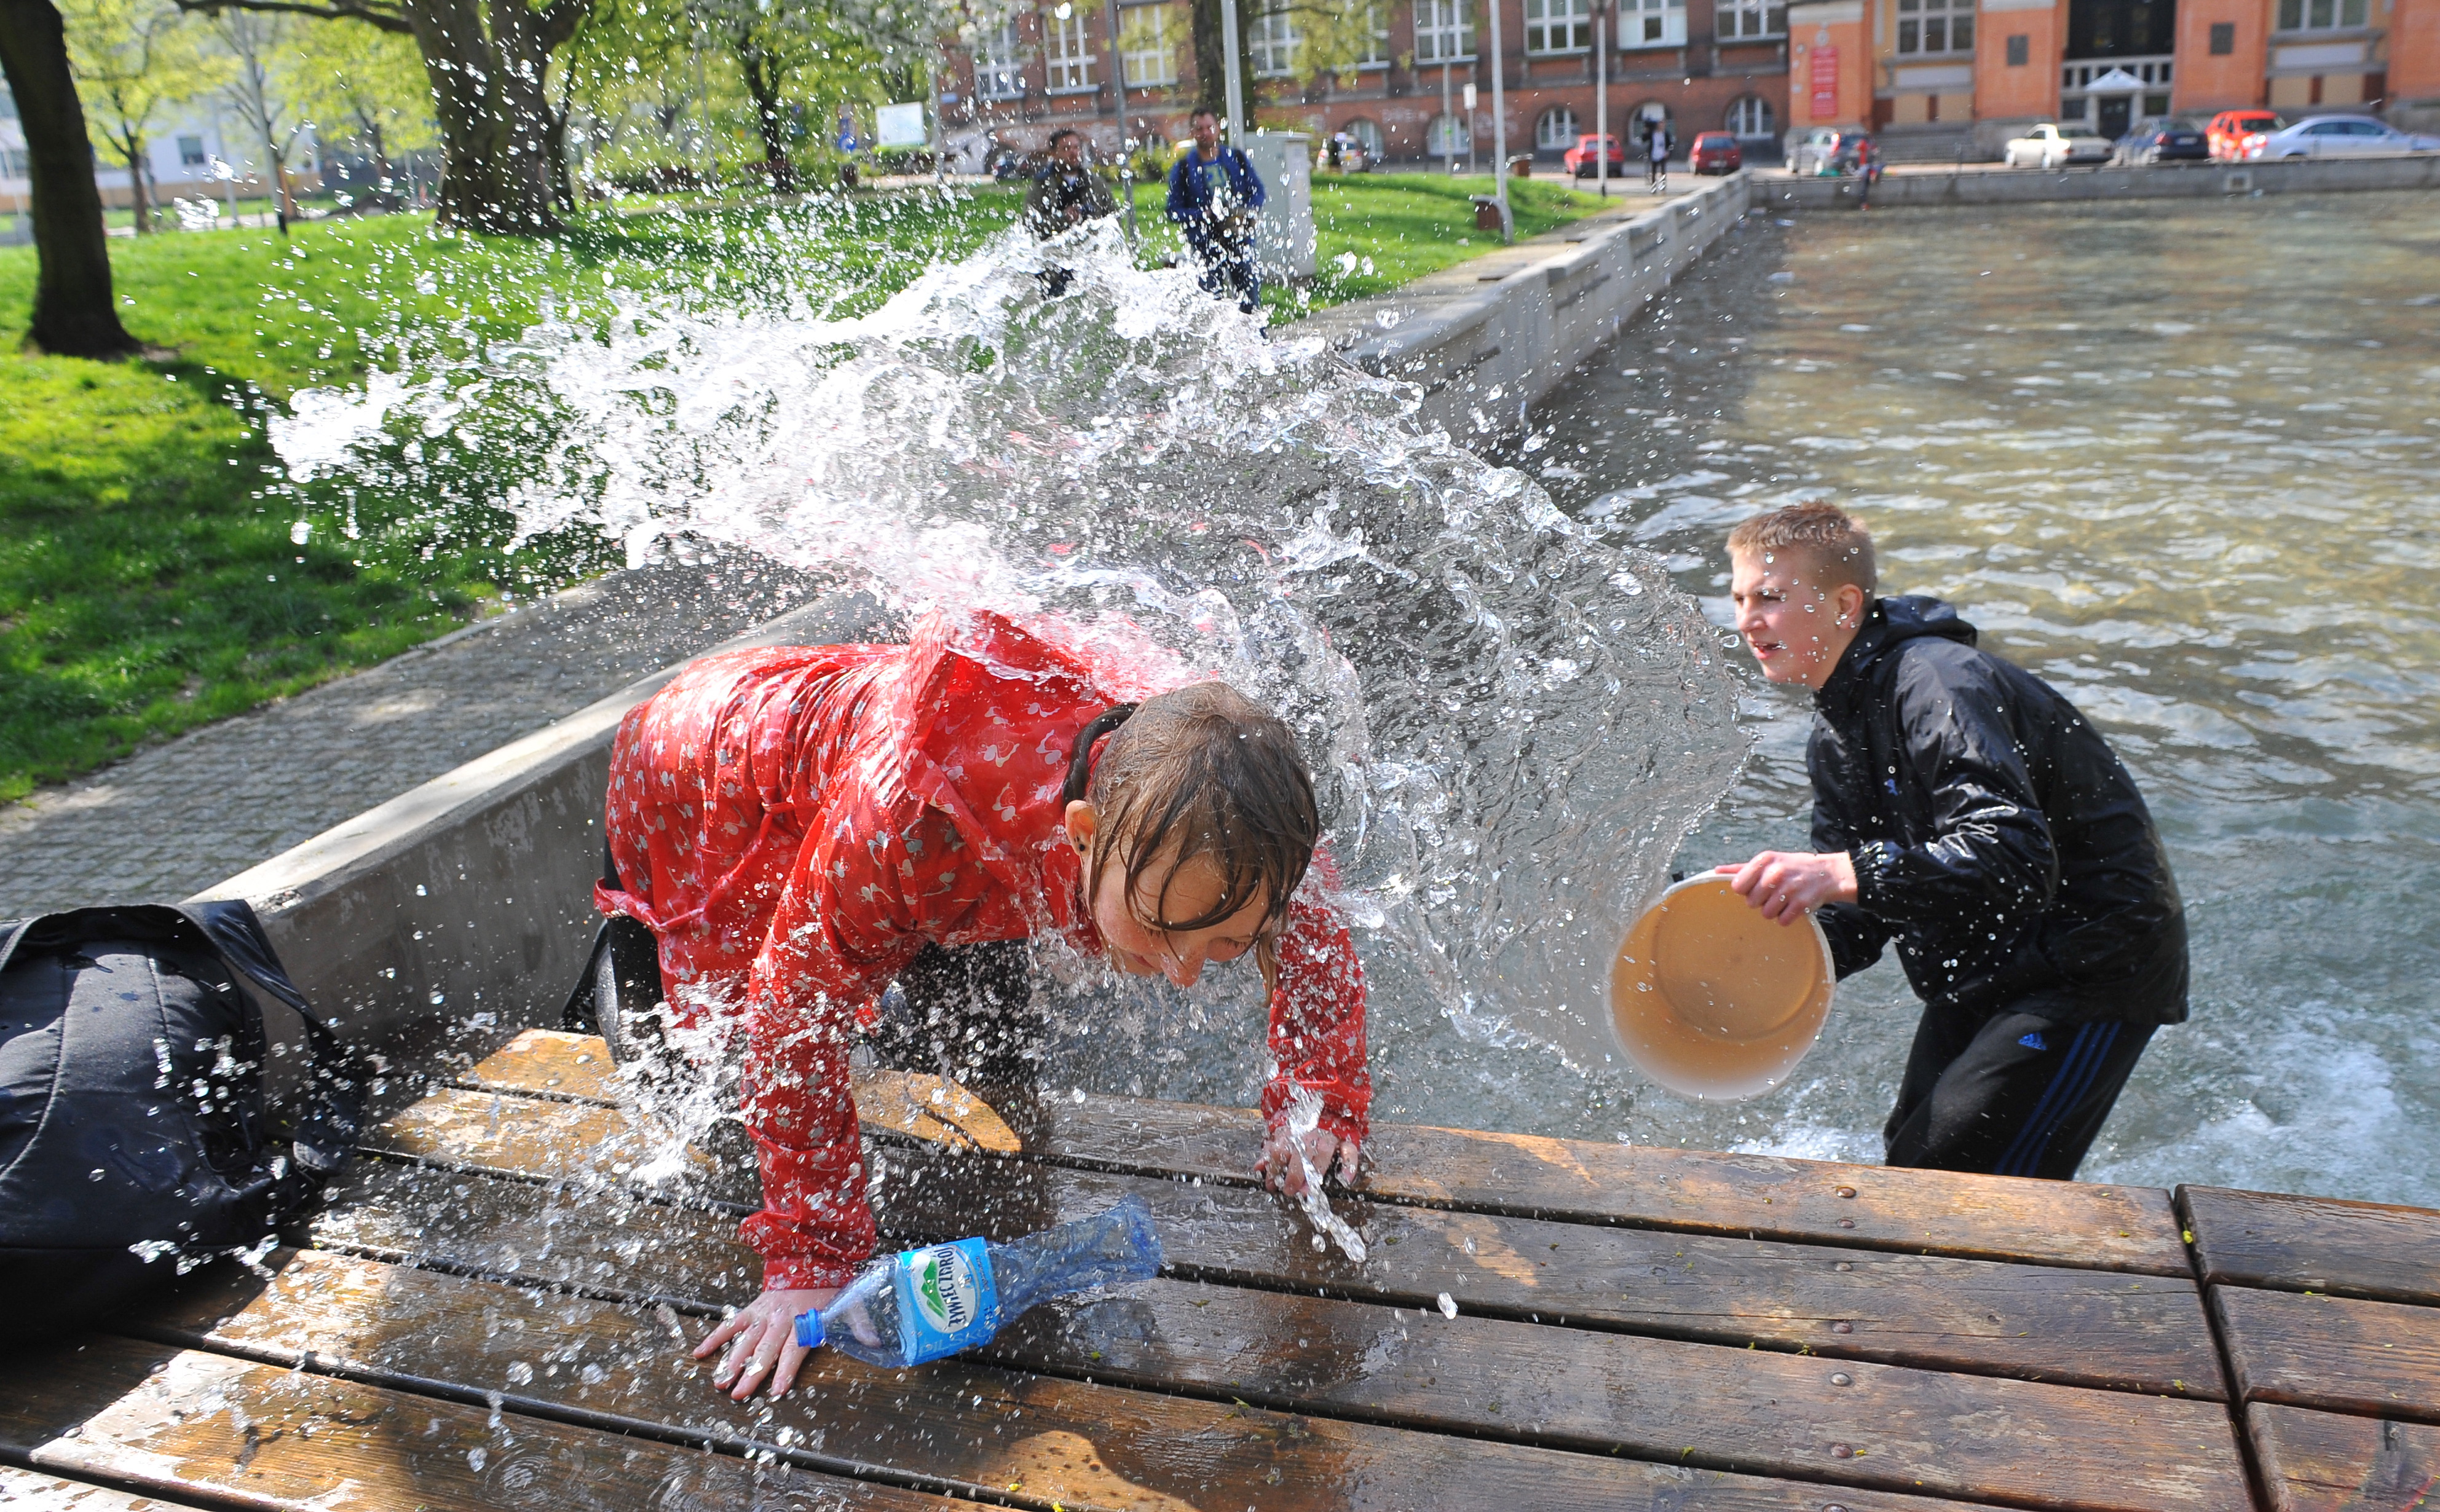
[1240, 133, 1315, 282]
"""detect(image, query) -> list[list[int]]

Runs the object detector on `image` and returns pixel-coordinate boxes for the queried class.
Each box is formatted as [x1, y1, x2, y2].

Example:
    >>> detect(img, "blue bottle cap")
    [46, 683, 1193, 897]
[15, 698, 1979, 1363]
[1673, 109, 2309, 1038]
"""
[792, 1308, 826, 1349]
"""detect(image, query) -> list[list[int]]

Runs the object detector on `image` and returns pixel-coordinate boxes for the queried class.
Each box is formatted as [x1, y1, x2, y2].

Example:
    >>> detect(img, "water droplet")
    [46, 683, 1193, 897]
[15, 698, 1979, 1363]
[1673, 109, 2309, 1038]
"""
[1437, 1293, 1458, 1319]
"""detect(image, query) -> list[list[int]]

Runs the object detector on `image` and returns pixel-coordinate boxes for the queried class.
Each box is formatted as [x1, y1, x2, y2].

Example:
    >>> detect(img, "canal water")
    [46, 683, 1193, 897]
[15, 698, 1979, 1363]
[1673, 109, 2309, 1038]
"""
[1504, 189, 2440, 1206]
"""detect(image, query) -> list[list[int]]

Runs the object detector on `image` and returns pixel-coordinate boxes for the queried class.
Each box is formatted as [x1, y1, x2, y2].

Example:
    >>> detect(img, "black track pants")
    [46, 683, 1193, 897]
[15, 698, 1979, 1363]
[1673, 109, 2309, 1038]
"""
[1882, 1007, 2156, 1180]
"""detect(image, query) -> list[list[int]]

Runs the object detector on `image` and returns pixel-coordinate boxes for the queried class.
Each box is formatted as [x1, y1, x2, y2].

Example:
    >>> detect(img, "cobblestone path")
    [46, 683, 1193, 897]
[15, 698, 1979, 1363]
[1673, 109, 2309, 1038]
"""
[0, 557, 819, 916]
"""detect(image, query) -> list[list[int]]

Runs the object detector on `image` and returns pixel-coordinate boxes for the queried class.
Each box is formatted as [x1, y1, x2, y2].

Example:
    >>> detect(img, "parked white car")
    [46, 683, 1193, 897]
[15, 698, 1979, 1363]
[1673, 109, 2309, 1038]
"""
[2002, 123, 2115, 169]
[2253, 115, 2440, 158]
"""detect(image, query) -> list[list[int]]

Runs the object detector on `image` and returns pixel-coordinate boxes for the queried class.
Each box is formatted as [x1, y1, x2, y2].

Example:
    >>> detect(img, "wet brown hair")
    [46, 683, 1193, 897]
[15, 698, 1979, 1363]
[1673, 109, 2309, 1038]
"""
[1726, 502, 1877, 594]
[1064, 684, 1318, 935]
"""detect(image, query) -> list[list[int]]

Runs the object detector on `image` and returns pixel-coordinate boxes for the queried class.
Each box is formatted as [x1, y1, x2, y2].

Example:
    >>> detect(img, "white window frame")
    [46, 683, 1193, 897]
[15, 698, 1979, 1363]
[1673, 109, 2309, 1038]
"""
[1726, 95, 1775, 136]
[974, 22, 1026, 98]
[1250, 6, 1301, 77]
[1414, 0, 1477, 63]
[1621, 0, 1687, 50]
[1535, 104, 1580, 148]
[2275, 0, 2368, 31]
[1427, 111, 1471, 156]
[1356, 3, 1392, 66]
[1343, 116, 1384, 153]
[1895, 0, 1975, 57]
[1717, 0, 1786, 40]
[1120, 2, 1177, 86]
[1044, 10, 1096, 93]
[1525, 0, 1592, 55]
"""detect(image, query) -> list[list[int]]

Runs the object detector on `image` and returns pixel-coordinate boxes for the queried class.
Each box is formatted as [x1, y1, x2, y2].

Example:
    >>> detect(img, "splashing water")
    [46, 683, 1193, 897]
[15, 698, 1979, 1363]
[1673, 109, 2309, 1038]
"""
[274, 213, 1746, 1125]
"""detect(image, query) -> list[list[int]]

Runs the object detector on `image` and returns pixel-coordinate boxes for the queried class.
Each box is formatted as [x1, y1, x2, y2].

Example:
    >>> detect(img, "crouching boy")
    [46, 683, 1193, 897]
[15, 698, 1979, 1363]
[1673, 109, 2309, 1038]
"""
[1717, 503, 2187, 1179]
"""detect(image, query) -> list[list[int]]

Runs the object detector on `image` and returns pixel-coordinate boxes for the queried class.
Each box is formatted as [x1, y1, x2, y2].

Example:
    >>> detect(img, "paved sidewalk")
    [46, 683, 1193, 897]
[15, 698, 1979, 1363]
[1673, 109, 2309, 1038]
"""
[0, 557, 821, 917]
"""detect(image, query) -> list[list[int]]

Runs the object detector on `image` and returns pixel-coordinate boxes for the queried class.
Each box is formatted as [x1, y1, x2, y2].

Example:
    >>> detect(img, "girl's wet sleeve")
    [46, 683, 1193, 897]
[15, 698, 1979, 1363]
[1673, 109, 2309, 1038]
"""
[736, 789, 928, 1291]
[1259, 891, 1370, 1148]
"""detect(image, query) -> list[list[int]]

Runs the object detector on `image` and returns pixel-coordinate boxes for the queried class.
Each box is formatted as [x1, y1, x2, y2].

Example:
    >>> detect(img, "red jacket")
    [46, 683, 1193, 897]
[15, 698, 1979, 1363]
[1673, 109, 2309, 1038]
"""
[599, 610, 1370, 1288]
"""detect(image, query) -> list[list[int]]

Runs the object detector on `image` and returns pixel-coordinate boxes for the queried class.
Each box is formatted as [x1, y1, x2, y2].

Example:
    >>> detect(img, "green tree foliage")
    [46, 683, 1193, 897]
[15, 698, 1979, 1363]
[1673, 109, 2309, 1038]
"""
[280, 17, 435, 189]
[61, 0, 226, 234]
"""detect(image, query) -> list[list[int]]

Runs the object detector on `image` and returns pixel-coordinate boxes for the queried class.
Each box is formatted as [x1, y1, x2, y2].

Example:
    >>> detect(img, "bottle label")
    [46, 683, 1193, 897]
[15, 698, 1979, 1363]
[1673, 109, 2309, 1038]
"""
[891, 1237, 1002, 1365]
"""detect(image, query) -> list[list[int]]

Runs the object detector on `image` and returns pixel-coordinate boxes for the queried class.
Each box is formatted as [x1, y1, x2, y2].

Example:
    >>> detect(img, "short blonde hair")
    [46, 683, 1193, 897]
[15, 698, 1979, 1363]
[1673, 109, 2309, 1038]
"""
[1726, 503, 1877, 594]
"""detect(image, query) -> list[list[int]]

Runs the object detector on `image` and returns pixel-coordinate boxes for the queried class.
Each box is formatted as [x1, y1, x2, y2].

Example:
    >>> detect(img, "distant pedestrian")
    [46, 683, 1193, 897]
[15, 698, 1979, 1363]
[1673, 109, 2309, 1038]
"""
[1166, 108, 1268, 314]
[1644, 119, 1672, 192]
[1025, 128, 1119, 297]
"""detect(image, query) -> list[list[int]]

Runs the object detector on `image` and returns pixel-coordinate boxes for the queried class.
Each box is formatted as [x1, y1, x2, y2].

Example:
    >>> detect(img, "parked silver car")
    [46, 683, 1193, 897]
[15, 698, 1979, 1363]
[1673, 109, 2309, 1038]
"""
[2254, 115, 2440, 158]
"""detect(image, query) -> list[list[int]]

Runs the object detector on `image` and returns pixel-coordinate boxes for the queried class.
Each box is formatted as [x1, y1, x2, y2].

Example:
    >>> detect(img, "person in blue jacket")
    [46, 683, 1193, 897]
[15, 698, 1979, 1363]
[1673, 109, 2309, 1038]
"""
[1166, 108, 1267, 313]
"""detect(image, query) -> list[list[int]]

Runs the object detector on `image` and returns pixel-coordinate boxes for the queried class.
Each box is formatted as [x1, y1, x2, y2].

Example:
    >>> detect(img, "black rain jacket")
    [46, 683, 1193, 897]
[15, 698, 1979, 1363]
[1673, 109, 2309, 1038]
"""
[1810, 596, 2189, 1028]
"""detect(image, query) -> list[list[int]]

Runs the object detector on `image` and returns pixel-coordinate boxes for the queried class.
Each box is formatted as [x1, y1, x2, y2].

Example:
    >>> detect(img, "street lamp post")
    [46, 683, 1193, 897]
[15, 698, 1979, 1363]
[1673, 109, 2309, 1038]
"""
[1220, 0, 1247, 139]
[1488, 0, 1510, 238]
[1595, 1, 1609, 197]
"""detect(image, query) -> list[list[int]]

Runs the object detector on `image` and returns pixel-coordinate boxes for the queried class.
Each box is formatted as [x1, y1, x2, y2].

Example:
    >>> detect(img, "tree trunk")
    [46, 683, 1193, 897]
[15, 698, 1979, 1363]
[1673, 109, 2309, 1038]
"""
[0, 0, 138, 357]
[1190, 0, 1257, 122]
[403, 0, 571, 234]
[735, 39, 792, 194]
[124, 138, 153, 233]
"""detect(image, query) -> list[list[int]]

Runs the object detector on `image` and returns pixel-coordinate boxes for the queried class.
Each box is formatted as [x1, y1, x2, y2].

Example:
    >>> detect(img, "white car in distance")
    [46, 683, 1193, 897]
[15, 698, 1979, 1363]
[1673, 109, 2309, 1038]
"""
[2252, 115, 2440, 157]
[2003, 122, 2115, 169]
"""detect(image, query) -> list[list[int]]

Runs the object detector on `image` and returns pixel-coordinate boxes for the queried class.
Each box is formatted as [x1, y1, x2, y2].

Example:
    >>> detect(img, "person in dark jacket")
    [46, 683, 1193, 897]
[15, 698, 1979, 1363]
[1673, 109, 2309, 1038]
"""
[1166, 108, 1267, 313]
[1025, 128, 1119, 297]
[1716, 503, 2187, 1179]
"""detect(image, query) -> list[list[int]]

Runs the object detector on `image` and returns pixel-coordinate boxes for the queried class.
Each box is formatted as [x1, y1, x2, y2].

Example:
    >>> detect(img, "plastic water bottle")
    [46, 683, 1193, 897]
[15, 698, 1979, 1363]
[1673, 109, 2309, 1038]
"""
[793, 1195, 1163, 1368]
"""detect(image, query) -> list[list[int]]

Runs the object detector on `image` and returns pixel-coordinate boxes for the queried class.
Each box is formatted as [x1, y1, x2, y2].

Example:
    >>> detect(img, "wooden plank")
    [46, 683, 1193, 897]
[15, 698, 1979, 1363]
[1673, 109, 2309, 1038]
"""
[2248, 1402, 2440, 1512]
[358, 1090, 2229, 1395]
[463, 1033, 2189, 1274]
[2215, 1286, 2440, 1425]
[0, 1334, 953, 1512]
[132, 1247, 2009, 1512]
[301, 1170, 2249, 1511]
[460, 1028, 618, 1102]
[459, 1030, 1019, 1152]
[2184, 1185, 2440, 1306]
[0, 1463, 217, 1511]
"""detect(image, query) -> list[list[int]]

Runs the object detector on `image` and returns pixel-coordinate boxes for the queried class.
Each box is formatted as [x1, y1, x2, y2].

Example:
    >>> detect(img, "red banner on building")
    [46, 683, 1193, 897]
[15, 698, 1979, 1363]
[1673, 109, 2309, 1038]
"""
[1810, 44, 1840, 120]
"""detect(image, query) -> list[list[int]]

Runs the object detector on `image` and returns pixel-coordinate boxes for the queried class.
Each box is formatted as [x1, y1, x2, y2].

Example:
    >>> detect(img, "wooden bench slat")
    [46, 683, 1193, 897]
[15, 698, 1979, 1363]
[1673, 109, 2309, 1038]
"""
[2184, 1184, 2440, 1305]
[2248, 1401, 2440, 1512]
[2216, 1286, 2440, 1425]
[0, 1334, 951, 1512]
[464, 1030, 2190, 1273]
[361, 1087, 2229, 1395]
[0, 1463, 220, 1511]
[133, 1247, 2012, 1512]
[298, 1165, 2249, 1511]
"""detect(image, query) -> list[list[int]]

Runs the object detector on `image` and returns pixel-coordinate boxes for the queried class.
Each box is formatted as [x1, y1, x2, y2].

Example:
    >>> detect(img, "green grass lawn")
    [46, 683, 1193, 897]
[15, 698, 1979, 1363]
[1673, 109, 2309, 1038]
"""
[1, 173, 1606, 803]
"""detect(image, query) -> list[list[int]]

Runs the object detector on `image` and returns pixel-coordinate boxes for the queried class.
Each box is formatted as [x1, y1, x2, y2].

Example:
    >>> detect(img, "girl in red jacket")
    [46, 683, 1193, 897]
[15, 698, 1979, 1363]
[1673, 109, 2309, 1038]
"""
[593, 609, 1369, 1400]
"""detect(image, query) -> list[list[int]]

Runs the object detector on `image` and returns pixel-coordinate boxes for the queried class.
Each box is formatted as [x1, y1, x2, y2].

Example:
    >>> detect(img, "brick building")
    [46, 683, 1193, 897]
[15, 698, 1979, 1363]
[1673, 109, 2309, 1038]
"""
[1788, 0, 2440, 156]
[939, 0, 1794, 167]
[938, 0, 2440, 166]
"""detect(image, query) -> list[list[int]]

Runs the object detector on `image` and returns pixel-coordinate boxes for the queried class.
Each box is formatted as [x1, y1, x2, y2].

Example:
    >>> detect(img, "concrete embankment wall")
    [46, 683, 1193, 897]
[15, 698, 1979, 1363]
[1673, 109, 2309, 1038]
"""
[199, 183, 1759, 1047]
[1301, 172, 1752, 431]
[1764, 152, 2440, 210]
[197, 595, 888, 1052]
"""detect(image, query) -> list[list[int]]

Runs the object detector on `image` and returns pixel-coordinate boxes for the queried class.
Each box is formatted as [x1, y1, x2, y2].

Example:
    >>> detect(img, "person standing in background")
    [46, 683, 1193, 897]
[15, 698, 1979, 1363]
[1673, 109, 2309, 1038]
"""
[1166, 108, 1268, 314]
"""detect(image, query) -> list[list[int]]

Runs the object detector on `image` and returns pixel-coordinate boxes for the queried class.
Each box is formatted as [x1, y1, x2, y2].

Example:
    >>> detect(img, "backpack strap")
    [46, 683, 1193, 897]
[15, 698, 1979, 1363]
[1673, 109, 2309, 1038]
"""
[177, 900, 365, 1175]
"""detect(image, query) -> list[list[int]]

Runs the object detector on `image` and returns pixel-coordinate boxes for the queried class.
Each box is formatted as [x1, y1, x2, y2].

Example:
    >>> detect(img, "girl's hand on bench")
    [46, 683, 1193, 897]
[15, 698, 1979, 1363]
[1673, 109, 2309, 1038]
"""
[698, 1285, 840, 1400]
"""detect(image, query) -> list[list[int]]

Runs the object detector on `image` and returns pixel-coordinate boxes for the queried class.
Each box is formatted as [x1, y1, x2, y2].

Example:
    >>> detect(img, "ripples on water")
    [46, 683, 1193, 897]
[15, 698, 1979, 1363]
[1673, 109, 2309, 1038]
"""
[1520, 190, 2440, 1205]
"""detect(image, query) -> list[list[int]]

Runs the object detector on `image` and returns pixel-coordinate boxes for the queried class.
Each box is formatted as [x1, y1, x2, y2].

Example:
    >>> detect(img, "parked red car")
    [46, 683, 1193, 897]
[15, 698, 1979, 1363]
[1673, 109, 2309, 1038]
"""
[1690, 132, 1743, 175]
[1562, 133, 1628, 178]
[2206, 109, 2284, 161]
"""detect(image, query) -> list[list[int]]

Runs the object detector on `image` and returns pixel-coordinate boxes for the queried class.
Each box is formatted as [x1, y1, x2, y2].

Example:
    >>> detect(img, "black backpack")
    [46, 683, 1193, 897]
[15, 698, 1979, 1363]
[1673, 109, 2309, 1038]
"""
[0, 900, 364, 1345]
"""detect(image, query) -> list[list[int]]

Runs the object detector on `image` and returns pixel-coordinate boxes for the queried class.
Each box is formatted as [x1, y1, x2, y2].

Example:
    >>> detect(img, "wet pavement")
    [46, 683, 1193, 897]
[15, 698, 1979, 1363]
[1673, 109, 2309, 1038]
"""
[0, 552, 818, 916]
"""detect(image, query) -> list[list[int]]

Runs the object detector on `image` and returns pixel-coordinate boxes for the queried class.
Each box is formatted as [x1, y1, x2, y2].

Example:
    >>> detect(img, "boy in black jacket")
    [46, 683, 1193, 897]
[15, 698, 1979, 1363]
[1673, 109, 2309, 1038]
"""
[1716, 503, 2187, 1179]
